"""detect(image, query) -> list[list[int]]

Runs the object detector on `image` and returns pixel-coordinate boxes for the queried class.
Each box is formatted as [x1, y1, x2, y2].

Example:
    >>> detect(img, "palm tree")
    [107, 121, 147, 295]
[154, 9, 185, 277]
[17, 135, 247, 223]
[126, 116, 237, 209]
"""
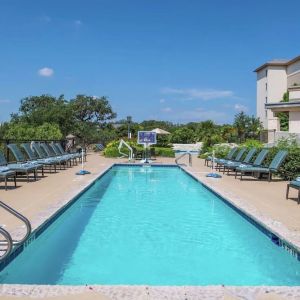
[233, 112, 248, 142]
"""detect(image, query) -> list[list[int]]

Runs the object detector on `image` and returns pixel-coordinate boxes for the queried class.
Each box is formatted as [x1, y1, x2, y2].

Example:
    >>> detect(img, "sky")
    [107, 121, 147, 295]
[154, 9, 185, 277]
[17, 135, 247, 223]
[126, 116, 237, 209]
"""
[1, 0, 300, 124]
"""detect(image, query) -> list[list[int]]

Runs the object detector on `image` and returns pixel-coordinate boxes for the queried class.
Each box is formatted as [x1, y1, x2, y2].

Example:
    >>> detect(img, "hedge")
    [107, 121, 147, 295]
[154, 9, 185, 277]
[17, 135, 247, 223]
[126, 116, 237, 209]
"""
[103, 139, 175, 158]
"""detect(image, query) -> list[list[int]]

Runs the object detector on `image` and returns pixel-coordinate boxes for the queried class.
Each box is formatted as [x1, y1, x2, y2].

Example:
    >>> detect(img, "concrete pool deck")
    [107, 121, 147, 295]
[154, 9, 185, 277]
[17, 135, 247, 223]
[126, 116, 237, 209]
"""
[0, 153, 300, 299]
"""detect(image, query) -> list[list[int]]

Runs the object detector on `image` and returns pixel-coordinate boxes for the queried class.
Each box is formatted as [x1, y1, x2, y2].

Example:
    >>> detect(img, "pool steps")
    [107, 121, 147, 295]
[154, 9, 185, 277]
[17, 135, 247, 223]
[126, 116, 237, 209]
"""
[0, 201, 31, 261]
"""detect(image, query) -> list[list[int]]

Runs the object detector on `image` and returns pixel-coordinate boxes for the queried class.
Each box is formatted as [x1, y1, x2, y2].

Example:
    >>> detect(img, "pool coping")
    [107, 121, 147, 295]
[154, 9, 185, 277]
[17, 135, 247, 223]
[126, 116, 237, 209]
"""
[1, 284, 300, 299]
[1, 162, 300, 299]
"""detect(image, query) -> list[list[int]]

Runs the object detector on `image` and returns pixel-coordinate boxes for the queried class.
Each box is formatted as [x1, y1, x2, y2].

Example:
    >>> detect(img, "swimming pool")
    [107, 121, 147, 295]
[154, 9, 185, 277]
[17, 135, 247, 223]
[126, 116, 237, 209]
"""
[0, 165, 300, 285]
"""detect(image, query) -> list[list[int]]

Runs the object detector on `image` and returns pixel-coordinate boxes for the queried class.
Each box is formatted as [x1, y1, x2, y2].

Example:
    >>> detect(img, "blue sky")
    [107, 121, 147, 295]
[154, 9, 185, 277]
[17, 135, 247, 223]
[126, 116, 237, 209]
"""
[1, 0, 300, 124]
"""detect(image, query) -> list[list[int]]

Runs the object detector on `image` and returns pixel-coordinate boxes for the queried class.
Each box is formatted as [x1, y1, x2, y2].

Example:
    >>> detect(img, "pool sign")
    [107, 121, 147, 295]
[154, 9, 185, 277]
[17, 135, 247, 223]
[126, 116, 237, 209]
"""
[138, 131, 157, 145]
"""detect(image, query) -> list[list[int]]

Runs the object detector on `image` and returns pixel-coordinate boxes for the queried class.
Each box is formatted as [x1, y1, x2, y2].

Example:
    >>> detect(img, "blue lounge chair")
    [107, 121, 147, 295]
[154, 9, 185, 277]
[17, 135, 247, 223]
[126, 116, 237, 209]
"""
[21, 143, 59, 173]
[42, 143, 73, 167]
[0, 166, 16, 190]
[55, 143, 82, 161]
[49, 143, 78, 166]
[235, 149, 269, 179]
[237, 150, 288, 181]
[223, 148, 257, 175]
[35, 143, 69, 169]
[217, 148, 247, 172]
[0, 151, 38, 182]
[7, 144, 44, 177]
[95, 143, 104, 151]
[205, 147, 238, 167]
[286, 179, 300, 204]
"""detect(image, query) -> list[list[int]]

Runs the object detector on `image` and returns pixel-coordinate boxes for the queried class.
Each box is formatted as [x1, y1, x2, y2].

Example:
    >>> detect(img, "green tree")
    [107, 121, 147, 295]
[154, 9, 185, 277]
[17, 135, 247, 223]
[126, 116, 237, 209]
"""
[14, 94, 73, 136]
[4, 122, 62, 140]
[220, 124, 238, 142]
[140, 120, 178, 132]
[69, 95, 116, 125]
[233, 112, 248, 142]
[233, 112, 262, 142]
[278, 91, 289, 131]
[194, 120, 220, 141]
[69, 95, 116, 145]
[247, 115, 263, 139]
[170, 127, 195, 143]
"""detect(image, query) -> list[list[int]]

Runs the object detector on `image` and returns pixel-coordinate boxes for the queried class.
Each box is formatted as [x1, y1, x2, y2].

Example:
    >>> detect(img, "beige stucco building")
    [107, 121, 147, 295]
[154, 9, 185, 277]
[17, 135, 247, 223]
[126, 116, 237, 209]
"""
[255, 55, 300, 143]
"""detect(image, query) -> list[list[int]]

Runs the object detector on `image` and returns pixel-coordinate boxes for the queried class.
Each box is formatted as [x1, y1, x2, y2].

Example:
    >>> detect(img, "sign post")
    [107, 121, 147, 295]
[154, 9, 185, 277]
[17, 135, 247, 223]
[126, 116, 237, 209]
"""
[137, 131, 157, 163]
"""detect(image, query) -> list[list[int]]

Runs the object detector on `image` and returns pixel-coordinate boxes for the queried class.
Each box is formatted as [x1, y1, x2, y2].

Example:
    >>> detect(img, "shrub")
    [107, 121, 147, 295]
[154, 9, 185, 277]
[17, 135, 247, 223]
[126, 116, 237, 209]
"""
[103, 139, 175, 158]
[262, 137, 300, 179]
[154, 147, 175, 157]
[156, 135, 170, 147]
[241, 139, 263, 149]
[103, 140, 142, 158]
[199, 144, 231, 159]
[201, 134, 224, 153]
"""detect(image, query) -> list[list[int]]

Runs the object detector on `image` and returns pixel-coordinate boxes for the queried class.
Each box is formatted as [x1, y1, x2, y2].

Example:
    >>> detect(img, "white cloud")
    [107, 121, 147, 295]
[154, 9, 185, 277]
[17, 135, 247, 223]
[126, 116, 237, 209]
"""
[234, 103, 248, 112]
[0, 99, 11, 103]
[38, 67, 54, 77]
[39, 15, 51, 23]
[159, 98, 166, 103]
[161, 87, 235, 100]
[74, 20, 83, 26]
[161, 107, 172, 113]
[164, 107, 230, 123]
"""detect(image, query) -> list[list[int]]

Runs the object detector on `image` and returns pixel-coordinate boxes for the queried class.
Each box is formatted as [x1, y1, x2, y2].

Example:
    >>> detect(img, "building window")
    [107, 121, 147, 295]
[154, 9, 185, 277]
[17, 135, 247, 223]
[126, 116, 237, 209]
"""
[265, 97, 268, 103]
[265, 110, 267, 117]
[265, 83, 267, 91]
[265, 69, 268, 77]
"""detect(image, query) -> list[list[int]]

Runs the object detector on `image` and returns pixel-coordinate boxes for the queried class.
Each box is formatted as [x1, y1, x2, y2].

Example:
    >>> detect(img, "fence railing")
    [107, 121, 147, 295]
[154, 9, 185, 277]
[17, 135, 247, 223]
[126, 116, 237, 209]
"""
[260, 130, 300, 146]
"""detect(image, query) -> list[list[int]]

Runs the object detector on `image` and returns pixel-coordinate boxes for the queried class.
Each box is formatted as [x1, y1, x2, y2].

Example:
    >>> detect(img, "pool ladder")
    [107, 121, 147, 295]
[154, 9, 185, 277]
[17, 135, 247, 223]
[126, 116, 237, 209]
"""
[0, 201, 31, 261]
[175, 152, 192, 167]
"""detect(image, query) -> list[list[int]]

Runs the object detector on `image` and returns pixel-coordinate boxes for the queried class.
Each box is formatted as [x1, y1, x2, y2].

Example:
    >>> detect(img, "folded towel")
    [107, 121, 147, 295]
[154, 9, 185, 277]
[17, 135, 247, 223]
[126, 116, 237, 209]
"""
[238, 164, 247, 168]
[0, 166, 10, 172]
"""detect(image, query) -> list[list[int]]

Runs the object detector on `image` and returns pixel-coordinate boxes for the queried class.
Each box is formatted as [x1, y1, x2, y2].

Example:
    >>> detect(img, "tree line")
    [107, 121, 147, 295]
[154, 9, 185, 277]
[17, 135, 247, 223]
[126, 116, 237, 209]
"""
[0, 94, 263, 147]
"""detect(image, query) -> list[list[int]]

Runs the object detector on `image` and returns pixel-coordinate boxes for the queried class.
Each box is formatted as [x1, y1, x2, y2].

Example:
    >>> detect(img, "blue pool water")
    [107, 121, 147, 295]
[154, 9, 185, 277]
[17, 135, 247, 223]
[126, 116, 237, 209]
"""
[1, 166, 300, 285]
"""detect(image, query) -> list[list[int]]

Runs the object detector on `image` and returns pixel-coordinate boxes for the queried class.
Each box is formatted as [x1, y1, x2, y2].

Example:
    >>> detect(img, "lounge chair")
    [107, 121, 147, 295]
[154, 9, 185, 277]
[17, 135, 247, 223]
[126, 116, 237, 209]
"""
[286, 179, 300, 204]
[21, 143, 59, 173]
[235, 149, 269, 179]
[217, 148, 247, 172]
[0, 166, 16, 190]
[204, 147, 238, 167]
[50, 143, 78, 166]
[237, 150, 288, 181]
[54, 143, 82, 162]
[39, 143, 71, 168]
[7, 144, 44, 177]
[95, 143, 104, 151]
[32, 142, 67, 170]
[0, 151, 38, 182]
[223, 148, 257, 175]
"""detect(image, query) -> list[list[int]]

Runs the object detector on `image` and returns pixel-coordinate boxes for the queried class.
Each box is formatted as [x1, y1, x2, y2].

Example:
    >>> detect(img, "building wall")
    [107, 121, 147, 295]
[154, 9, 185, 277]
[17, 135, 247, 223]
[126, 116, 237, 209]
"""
[289, 111, 300, 133]
[287, 59, 300, 87]
[289, 89, 300, 100]
[287, 73, 300, 87]
[256, 68, 268, 128]
[257, 66, 287, 129]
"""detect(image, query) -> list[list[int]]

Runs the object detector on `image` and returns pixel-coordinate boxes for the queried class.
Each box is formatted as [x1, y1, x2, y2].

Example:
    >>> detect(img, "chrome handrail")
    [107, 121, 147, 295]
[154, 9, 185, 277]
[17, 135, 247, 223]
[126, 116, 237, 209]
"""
[175, 152, 192, 166]
[118, 139, 133, 161]
[0, 201, 31, 246]
[0, 227, 13, 260]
